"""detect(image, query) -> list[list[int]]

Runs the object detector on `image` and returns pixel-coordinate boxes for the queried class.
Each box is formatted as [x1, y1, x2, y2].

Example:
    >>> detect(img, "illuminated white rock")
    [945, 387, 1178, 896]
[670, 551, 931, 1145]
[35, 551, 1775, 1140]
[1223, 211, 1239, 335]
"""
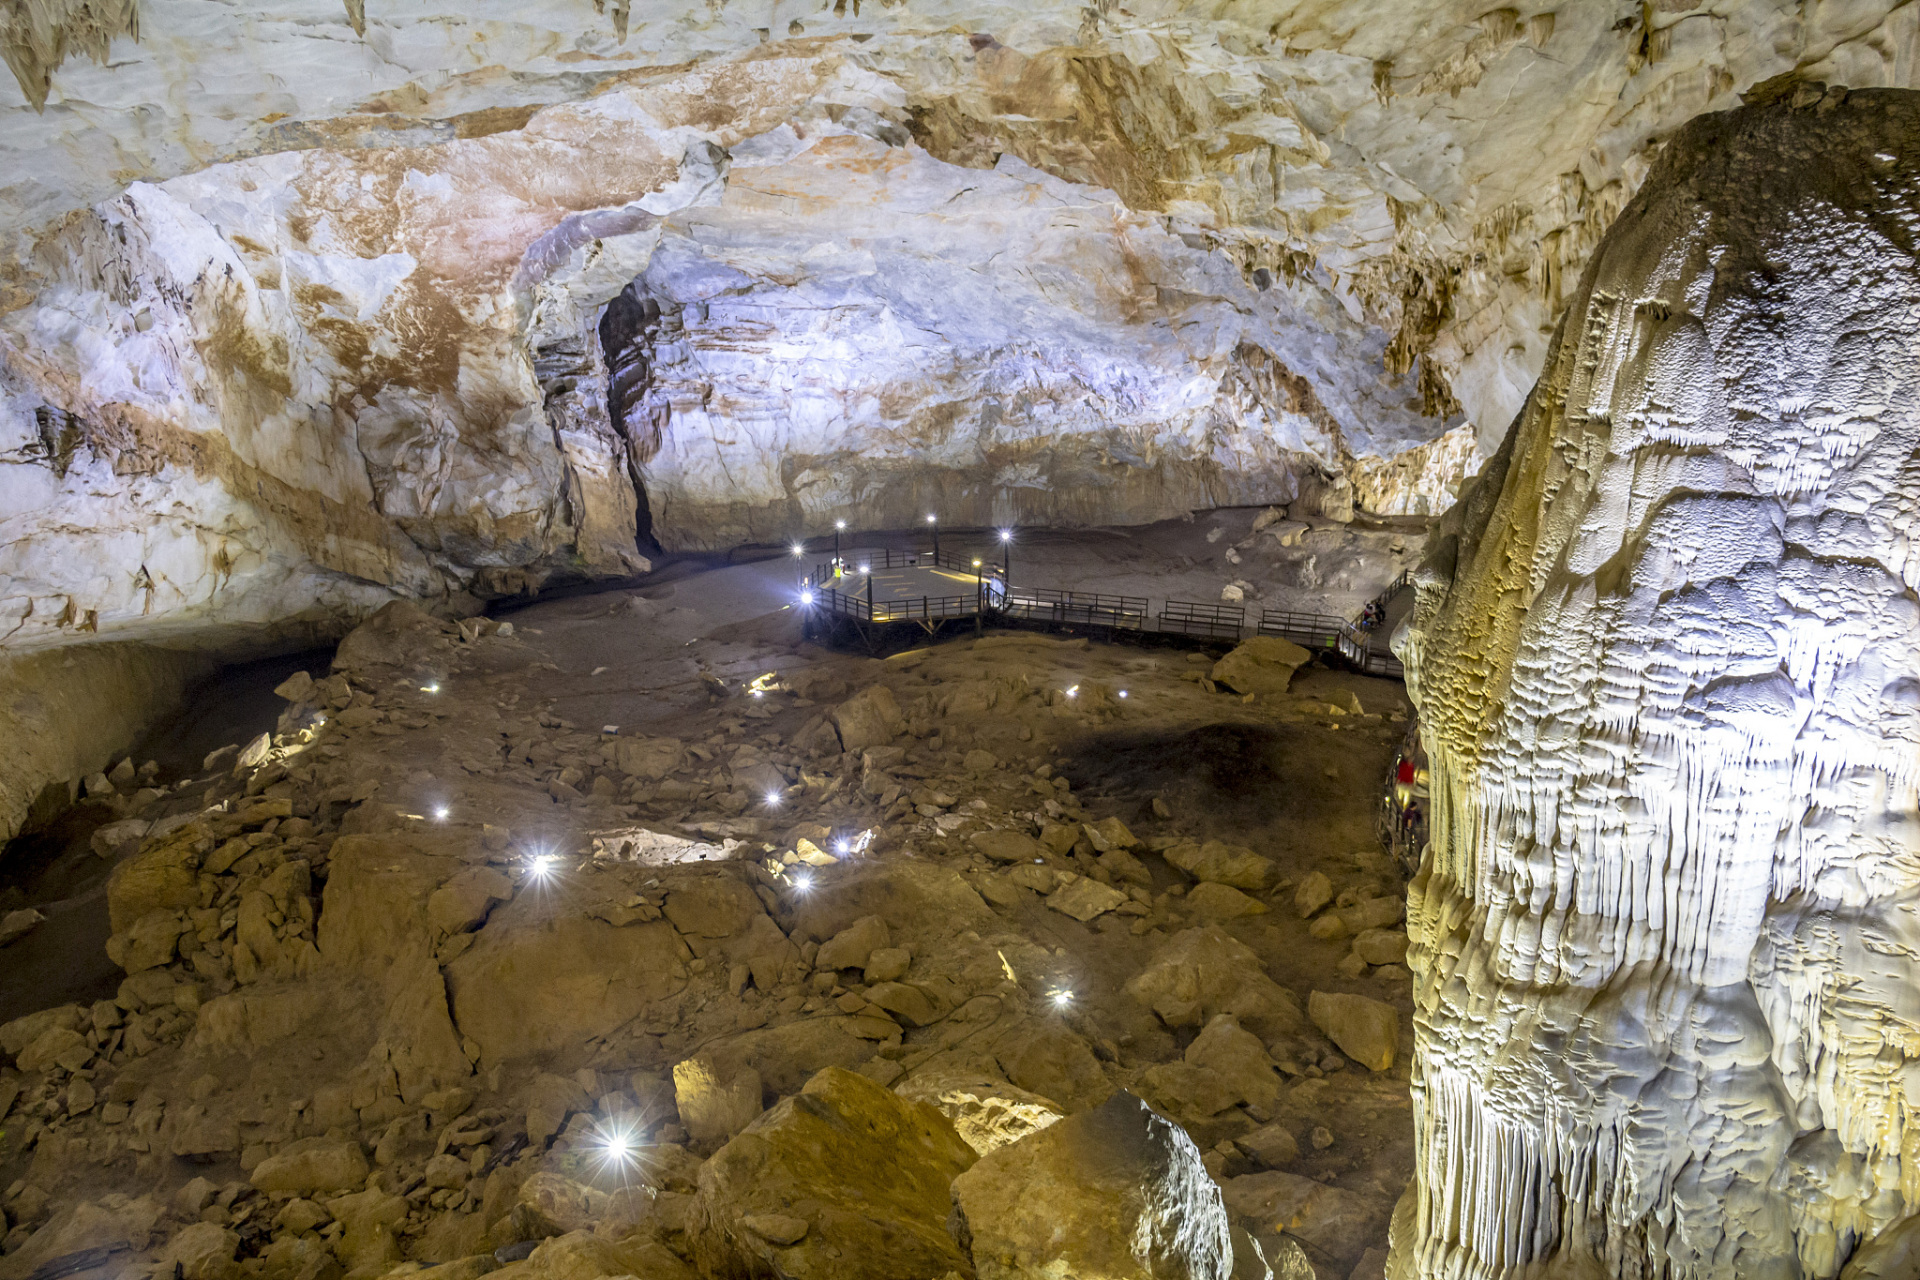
[6, 2, 1918, 657]
[1398, 92, 1920, 1279]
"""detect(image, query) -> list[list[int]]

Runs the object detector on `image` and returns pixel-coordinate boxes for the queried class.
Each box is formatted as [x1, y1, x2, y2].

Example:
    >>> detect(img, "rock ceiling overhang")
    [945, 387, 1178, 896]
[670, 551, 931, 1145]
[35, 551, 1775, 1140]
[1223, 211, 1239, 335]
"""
[0, 0, 1914, 653]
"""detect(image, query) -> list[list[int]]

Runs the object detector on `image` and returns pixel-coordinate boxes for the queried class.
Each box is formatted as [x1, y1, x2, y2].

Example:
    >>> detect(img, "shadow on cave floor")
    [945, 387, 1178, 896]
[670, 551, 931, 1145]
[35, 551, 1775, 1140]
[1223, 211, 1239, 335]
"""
[0, 648, 330, 1024]
[1056, 667, 1408, 862]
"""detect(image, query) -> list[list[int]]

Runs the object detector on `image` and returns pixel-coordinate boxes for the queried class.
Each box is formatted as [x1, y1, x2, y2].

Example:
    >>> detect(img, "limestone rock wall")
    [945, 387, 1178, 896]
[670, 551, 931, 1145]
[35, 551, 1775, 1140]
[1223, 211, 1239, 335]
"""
[2, 2, 1918, 652]
[1397, 91, 1920, 1279]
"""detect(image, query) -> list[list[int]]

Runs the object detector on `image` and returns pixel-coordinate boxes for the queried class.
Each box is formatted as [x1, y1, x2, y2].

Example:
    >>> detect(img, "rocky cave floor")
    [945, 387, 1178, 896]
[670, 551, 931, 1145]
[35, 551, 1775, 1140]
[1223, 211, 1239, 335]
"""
[0, 510, 1420, 1280]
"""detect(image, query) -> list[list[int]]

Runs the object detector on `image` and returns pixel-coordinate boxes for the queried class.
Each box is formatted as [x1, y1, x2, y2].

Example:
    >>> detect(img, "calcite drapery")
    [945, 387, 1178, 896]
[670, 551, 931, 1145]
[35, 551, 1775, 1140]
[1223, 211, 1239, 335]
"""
[1399, 92, 1920, 1279]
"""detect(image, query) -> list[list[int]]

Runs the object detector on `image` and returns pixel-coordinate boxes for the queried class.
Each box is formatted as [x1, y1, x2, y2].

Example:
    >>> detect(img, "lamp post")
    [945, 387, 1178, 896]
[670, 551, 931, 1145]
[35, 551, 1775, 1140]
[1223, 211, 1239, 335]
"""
[973, 558, 984, 636]
[999, 527, 1012, 587]
[927, 513, 938, 561]
[834, 518, 845, 569]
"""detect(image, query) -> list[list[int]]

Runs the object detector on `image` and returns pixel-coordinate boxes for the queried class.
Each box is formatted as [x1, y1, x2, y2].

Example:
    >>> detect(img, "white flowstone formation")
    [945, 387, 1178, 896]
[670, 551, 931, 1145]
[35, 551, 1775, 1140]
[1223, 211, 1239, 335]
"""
[1399, 91, 1920, 1279]
[5, 1, 1920, 655]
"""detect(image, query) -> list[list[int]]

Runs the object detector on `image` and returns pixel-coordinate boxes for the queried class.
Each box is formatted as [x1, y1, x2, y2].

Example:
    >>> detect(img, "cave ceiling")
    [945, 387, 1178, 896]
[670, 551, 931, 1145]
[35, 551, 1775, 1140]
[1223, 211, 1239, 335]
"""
[0, 0, 1914, 652]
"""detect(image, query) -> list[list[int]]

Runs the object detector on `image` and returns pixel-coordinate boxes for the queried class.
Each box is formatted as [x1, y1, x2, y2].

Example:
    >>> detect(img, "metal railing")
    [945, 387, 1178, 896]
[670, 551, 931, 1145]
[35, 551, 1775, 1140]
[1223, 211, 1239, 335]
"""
[1158, 600, 1246, 639]
[999, 587, 1149, 631]
[798, 542, 1413, 678]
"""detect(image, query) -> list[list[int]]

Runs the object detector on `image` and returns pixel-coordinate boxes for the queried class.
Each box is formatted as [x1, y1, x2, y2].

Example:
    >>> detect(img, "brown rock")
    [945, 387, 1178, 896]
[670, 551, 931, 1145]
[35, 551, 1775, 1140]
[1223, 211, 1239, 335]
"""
[251, 1138, 370, 1194]
[613, 736, 683, 780]
[950, 1091, 1232, 1280]
[1183, 1015, 1280, 1112]
[1220, 1170, 1389, 1270]
[673, 1057, 764, 1149]
[1293, 871, 1333, 918]
[1236, 1123, 1300, 1169]
[1126, 928, 1302, 1039]
[1166, 840, 1278, 891]
[995, 1021, 1111, 1112]
[1047, 876, 1130, 922]
[893, 1071, 1065, 1155]
[831, 686, 905, 753]
[427, 867, 513, 936]
[662, 876, 764, 939]
[1352, 929, 1407, 966]
[1306, 991, 1399, 1072]
[815, 915, 890, 971]
[1081, 816, 1138, 852]
[1185, 882, 1268, 920]
[1209, 637, 1310, 696]
[971, 830, 1044, 863]
[693, 1067, 975, 1279]
[17, 1026, 89, 1074]
[864, 981, 940, 1027]
[106, 820, 207, 933]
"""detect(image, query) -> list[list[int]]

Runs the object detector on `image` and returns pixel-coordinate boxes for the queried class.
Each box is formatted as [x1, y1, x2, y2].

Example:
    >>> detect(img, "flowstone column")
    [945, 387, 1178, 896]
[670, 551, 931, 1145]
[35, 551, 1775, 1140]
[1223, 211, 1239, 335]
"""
[1395, 91, 1920, 1280]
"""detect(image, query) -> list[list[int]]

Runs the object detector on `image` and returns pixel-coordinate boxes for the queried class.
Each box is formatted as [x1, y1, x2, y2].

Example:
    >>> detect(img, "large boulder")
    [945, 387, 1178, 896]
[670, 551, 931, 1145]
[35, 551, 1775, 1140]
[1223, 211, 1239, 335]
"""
[815, 915, 890, 971]
[1209, 637, 1310, 696]
[831, 686, 905, 752]
[893, 1070, 1066, 1155]
[994, 1020, 1111, 1112]
[1221, 1171, 1390, 1272]
[1127, 928, 1301, 1038]
[250, 1138, 370, 1195]
[951, 1091, 1232, 1280]
[444, 904, 688, 1065]
[106, 820, 209, 933]
[612, 736, 683, 781]
[1165, 840, 1278, 892]
[692, 1067, 977, 1280]
[672, 1057, 764, 1150]
[1306, 992, 1399, 1072]
[426, 867, 513, 937]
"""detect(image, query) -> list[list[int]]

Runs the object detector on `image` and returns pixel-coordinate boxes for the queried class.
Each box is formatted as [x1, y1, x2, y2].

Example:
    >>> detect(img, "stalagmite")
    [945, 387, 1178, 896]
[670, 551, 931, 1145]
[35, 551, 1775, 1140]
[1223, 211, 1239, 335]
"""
[1397, 90, 1920, 1280]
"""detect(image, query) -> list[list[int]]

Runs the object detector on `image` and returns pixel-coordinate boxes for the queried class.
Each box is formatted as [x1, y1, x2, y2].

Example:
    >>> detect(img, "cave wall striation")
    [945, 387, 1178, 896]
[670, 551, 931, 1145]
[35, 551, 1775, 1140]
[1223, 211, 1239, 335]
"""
[3, 2, 1920, 651]
[1398, 91, 1920, 1280]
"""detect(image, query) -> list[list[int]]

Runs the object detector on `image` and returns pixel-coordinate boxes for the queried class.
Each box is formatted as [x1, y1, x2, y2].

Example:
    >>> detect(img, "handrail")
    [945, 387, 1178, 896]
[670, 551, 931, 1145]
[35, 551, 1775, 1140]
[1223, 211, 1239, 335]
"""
[795, 542, 1414, 679]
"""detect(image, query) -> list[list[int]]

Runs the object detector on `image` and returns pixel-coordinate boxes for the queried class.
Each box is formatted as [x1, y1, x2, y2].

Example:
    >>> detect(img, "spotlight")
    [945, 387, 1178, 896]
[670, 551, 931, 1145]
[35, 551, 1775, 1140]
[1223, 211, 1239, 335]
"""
[529, 854, 554, 880]
[835, 519, 846, 530]
[752, 689, 765, 699]
[432, 804, 450, 821]
[972, 559, 982, 568]
[859, 565, 870, 575]
[1065, 686, 1079, 699]
[590, 1120, 641, 1176]
[1051, 989, 1074, 1009]
[1117, 690, 1128, 699]
[791, 543, 805, 557]
[800, 590, 815, 605]
[420, 682, 440, 694]
[765, 791, 782, 808]
[793, 872, 814, 893]
[835, 839, 851, 857]
[999, 529, 1013, 543]
[926, 514, 937, 524]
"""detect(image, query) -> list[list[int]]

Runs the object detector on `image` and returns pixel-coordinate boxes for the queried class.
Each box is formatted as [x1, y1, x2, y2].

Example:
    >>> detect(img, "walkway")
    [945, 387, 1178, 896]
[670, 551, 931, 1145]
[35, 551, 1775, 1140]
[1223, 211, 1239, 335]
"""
[803, 544, 1415, 679]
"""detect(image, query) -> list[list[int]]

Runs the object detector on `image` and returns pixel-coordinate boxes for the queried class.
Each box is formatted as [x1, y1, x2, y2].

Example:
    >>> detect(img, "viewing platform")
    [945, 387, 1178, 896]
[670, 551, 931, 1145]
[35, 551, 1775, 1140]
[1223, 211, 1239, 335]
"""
[796, 532, 1409, 679]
